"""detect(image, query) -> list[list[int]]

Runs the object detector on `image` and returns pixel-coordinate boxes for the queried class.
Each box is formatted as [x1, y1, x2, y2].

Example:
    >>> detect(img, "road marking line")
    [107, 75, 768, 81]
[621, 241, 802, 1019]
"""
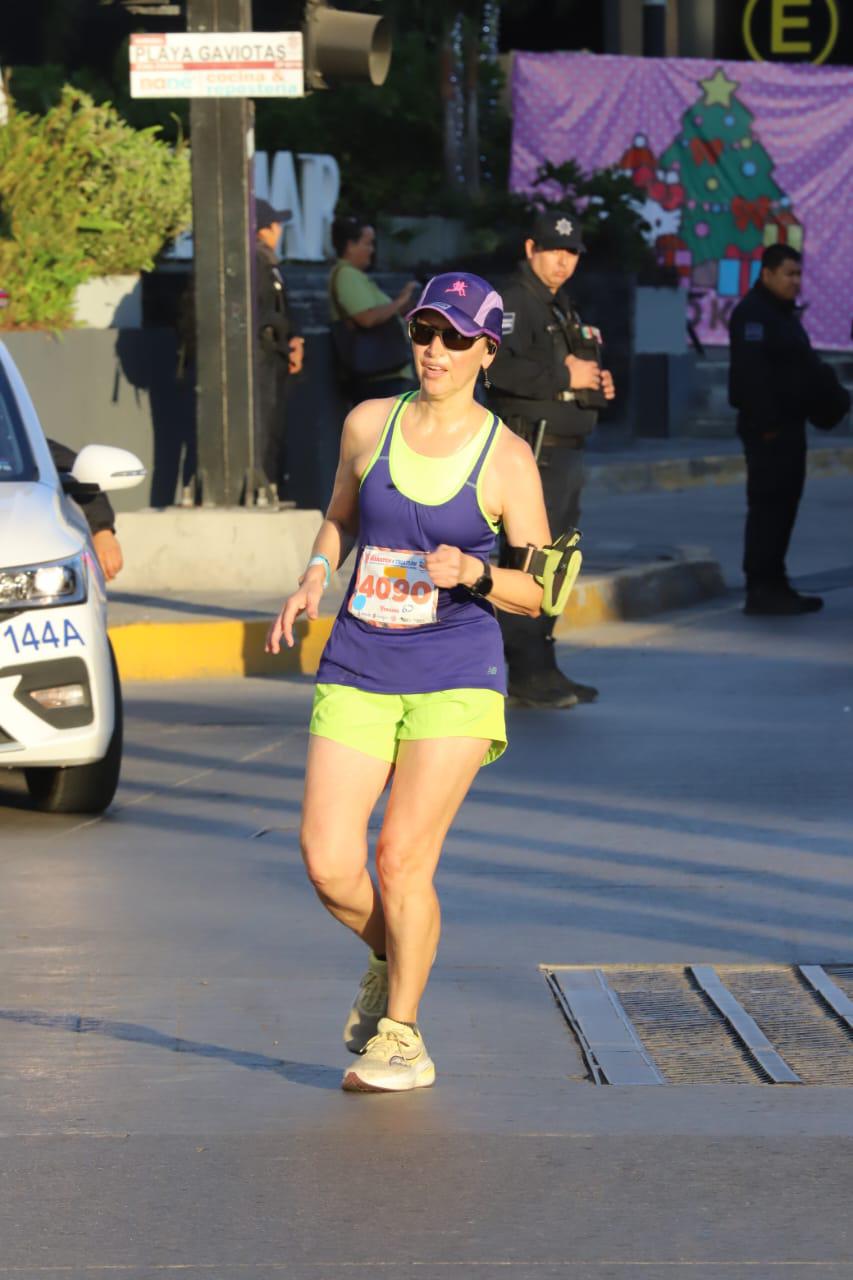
[0, 1260, 849, 1271]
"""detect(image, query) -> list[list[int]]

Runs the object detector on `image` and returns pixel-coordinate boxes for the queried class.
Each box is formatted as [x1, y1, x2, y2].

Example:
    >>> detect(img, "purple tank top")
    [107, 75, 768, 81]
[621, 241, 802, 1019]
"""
[317, 393, 506, 695]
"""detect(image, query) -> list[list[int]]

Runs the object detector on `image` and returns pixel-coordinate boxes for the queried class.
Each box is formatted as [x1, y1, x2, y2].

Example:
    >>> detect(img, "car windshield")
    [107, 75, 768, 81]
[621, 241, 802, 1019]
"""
[0, 360, 37, 482]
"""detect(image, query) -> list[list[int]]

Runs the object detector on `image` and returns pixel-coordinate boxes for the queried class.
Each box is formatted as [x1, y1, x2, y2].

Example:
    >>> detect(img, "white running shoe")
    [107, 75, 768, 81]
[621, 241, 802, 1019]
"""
[342, 1017, 436, 1093]
[343, 951, 388, 1054]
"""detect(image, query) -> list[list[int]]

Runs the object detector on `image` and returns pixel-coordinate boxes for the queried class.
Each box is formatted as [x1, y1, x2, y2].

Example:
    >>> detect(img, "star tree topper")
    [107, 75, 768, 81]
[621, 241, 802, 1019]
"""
[700, 67, 739, 108]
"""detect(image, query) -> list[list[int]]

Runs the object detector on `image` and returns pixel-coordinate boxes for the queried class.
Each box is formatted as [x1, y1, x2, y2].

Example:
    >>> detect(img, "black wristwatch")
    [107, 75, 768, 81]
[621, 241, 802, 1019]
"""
[468, 558, 494, 598]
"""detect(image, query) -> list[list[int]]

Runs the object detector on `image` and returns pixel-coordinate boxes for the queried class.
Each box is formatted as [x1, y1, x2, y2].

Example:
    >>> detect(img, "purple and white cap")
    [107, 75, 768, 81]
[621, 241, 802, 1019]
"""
[406, 272, 504, 345]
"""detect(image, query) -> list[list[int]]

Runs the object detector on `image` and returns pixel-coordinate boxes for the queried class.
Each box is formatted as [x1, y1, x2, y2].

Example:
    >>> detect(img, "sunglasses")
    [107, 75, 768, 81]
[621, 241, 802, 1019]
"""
[408, 319, 496, 354]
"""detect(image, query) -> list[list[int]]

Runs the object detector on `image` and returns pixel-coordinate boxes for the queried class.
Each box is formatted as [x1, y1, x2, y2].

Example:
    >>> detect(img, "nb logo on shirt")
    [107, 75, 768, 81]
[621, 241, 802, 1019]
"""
[487, 666, 498, 676]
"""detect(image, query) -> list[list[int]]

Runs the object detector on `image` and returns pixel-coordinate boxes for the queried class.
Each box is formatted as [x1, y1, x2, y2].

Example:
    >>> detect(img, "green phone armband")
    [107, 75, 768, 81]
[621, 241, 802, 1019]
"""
[502, 530, 582, 618]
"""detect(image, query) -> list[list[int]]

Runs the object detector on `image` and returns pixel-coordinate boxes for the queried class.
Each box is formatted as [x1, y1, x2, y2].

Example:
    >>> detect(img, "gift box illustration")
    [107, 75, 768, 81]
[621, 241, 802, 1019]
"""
[763, 209, 804, 252]
[717, 245, 763, 297]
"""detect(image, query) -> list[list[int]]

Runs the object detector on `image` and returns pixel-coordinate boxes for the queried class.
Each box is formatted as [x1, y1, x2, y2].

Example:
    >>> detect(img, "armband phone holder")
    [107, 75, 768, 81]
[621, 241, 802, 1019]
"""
[502, 531, 582, 618]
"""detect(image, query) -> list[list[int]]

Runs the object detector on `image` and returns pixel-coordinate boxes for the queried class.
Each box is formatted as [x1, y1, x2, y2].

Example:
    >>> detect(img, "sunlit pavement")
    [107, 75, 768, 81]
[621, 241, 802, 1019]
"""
[1, 474, 852, 1277]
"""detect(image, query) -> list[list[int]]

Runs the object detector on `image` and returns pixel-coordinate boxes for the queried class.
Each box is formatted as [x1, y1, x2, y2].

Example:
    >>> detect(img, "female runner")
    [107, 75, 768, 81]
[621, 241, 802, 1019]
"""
[266, 272, 550, 1092]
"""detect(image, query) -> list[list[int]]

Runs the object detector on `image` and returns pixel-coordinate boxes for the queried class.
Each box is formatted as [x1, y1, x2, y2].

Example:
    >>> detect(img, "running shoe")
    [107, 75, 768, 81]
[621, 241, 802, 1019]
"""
[343, 950, 388, 1054]
[342, 1017, 436, 1093]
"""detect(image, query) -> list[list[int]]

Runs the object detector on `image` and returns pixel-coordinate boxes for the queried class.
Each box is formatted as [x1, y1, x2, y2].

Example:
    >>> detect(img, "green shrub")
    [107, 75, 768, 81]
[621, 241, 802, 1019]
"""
[0, 86, 191, 329]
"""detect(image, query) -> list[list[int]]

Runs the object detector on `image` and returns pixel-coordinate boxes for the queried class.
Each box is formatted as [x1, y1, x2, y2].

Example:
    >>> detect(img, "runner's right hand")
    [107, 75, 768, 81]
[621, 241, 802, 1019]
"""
[265, 567, 325, 653]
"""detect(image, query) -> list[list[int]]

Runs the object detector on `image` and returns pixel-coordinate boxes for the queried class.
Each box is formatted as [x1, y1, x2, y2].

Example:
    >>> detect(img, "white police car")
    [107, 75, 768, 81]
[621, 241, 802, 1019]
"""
[0, 340, 145, 813]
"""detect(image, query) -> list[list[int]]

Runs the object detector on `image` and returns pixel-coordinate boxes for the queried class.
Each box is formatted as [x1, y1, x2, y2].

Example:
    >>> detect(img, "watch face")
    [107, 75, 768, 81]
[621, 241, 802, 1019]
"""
[472, 569, 493, 597]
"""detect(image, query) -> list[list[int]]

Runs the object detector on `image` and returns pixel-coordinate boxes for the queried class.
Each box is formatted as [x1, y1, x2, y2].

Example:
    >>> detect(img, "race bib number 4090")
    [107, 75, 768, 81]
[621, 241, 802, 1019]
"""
[349, 546, 438, 630]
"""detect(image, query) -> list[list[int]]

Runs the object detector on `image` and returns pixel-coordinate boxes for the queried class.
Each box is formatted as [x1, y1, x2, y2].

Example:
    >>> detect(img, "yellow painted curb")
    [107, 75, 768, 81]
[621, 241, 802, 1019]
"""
[110, 616, 335, 682]
[109, 558, 723, 681]
[558, 575, 621, 630]
[109, 587, 619, 681]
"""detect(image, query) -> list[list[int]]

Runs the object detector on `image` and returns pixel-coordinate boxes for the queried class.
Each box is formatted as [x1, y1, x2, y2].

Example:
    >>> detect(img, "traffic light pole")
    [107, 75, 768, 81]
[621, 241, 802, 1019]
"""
[187, 0, 256, 507]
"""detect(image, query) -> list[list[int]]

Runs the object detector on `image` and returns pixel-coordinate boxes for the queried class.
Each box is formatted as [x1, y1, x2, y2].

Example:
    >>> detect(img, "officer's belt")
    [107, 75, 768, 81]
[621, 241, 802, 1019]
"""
[540, 432, 584, 450]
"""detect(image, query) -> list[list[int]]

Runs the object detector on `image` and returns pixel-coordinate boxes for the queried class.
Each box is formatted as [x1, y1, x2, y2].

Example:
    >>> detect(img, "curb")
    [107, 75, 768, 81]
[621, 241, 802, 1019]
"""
[109, 615, 332, 683]
[555, 555, 724, 632]
[585, 442, 853, 495]
[109, 554, 725, 682]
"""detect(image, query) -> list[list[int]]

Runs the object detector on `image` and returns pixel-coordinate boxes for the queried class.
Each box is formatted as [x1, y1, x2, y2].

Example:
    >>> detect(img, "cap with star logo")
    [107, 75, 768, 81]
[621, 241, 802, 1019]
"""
[530, 210, 585, 253]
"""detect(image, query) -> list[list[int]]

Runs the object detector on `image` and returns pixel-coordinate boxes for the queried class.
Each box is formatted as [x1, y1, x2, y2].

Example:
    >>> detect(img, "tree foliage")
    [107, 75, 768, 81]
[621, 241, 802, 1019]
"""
[533, 160, 662, 275]
[0, 86, 191, 328]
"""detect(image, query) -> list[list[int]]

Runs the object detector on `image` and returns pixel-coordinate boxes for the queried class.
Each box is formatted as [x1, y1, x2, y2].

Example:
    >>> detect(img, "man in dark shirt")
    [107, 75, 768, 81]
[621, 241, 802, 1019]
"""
[487, 211, 615, 708]
[729, 244, 848, 615]
[255, 199, 304, 506]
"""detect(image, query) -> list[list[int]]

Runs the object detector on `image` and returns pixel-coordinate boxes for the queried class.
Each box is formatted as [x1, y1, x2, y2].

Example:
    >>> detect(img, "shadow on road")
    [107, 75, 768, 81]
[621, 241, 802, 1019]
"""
[0, 1008, 340, 1091]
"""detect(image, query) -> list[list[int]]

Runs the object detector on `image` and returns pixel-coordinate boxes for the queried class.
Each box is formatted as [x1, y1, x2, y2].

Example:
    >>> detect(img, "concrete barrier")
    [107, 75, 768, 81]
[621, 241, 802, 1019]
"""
[113, 507, 323, 594]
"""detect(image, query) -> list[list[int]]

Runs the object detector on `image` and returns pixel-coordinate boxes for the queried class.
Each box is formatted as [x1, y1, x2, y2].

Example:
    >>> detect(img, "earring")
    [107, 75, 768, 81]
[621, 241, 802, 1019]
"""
[483, 368, 492, 390]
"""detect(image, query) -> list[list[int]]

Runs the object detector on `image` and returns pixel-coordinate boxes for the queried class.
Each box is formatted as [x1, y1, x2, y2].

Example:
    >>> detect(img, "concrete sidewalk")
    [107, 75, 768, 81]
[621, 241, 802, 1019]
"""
[585, 433, 853, 493]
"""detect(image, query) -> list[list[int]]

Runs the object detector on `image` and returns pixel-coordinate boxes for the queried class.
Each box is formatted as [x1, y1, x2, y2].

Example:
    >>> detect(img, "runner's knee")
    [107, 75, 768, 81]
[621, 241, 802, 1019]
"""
[300, 825, 366, 896]
[375, 831, 439, 895]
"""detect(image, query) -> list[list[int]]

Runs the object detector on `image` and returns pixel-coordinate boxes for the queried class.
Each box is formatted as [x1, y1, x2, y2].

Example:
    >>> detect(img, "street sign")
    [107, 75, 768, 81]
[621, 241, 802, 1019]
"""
[129, 32, 304, 98]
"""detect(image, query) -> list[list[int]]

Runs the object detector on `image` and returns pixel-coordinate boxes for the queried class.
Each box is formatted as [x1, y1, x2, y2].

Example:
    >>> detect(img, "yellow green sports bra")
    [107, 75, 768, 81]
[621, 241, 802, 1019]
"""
[360, 394, 501, 531]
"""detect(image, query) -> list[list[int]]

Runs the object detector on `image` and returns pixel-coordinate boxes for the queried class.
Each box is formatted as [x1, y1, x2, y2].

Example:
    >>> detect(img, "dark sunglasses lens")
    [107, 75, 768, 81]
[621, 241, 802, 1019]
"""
[409, 320, 433, 345]
[442, 328, 476, 350]
[409, 320, 477, 351]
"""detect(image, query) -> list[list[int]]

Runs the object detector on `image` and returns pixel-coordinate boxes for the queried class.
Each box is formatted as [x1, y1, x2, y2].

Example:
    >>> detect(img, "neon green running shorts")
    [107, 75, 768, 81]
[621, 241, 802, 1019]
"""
[310, 682, 507, 766]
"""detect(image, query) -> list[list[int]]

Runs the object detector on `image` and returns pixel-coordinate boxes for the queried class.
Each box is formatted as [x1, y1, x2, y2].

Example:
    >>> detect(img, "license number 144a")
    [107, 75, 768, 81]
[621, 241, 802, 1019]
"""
[2, 617, 85, 655]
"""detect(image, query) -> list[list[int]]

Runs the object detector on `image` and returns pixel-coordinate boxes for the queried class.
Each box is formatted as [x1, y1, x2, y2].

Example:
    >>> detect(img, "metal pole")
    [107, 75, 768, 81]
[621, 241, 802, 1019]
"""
[187, 0, 256, 507]
[642, 0, 667, 56]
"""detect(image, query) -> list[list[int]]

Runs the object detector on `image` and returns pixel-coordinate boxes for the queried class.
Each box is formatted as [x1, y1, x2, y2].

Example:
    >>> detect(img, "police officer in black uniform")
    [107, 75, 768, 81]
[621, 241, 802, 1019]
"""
[254, 199, 304, 506]
[487, 211, 615, 709]
[729, 243, 849, 616]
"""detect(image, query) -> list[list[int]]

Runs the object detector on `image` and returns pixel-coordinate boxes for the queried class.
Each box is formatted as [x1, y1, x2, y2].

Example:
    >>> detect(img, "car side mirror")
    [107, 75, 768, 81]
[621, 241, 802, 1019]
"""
[70, 445, 146, 492]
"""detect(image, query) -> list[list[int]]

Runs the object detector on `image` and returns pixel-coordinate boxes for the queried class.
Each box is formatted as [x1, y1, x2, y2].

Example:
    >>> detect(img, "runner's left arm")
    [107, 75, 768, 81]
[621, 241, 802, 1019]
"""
[426, 432, 548, 617]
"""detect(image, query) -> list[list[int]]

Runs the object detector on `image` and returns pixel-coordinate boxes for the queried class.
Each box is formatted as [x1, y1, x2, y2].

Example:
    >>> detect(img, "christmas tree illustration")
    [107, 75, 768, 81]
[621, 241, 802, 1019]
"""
[659, 67, 803, 297]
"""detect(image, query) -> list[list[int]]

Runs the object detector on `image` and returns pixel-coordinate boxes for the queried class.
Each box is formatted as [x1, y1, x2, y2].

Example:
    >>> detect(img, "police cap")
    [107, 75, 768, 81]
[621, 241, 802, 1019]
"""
[530, 210, 585, 253]
[256, 198, 292, 230]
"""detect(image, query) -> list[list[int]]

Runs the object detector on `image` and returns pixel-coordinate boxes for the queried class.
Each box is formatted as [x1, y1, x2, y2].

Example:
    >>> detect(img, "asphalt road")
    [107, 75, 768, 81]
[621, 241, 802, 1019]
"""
[1, 476, 852, 1278]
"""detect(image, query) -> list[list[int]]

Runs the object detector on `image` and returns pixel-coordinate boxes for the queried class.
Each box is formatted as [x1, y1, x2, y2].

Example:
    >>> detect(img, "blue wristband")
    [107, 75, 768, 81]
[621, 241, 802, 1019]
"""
[306, 554, 331, 589]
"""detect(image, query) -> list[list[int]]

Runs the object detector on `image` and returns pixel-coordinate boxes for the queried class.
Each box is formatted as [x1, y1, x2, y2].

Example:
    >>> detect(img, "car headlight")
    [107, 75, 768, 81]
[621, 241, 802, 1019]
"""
[0, 554, 87, 609]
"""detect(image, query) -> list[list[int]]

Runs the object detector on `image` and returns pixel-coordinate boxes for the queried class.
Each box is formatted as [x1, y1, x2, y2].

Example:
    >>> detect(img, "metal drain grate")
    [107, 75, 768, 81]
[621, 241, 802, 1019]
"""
[605, 966, 762, 1085]
[721, 966, 853, 1087]
[543, 964, 853, 1086]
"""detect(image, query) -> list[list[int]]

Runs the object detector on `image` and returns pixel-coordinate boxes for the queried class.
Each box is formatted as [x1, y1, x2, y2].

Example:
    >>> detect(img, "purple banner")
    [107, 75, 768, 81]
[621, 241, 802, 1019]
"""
[510, 54, 853, 350]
